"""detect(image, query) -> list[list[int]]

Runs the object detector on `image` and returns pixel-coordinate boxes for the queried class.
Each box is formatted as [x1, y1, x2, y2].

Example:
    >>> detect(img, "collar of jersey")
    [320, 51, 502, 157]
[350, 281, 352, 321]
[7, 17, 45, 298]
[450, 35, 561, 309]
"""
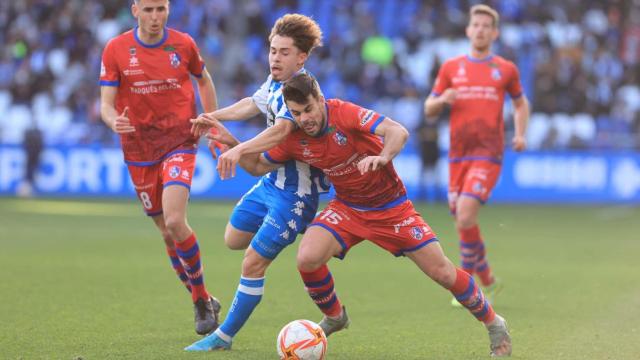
[133, 26, 169, 48]
[466, 54, 494, 63]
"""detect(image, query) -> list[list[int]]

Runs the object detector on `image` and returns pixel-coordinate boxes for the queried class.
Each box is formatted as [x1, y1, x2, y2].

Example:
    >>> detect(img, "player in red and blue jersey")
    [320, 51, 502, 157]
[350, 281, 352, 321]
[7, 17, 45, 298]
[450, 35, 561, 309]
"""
[99, 0, 220, 335]
[191, 73, 513, 357]
[425, 4, 530, 307]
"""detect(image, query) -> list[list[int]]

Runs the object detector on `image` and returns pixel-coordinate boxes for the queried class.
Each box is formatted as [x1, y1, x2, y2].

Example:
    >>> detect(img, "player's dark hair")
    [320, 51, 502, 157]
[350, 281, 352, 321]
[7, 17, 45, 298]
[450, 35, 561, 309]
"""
[269, 14, 323, 54]
[282, 73, 320, 104]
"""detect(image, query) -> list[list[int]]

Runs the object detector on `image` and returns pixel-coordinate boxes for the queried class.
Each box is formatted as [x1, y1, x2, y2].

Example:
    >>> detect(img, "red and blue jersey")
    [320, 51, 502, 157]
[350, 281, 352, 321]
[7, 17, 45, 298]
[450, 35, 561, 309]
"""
[265, 99, 407, 210]
[100, 27, 206, 164]
[432, 54, 523, 162]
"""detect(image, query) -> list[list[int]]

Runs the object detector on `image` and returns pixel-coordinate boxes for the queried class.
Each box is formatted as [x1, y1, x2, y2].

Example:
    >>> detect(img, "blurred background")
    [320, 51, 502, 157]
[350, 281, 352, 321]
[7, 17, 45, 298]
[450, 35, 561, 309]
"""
[1, 0, 639, 204]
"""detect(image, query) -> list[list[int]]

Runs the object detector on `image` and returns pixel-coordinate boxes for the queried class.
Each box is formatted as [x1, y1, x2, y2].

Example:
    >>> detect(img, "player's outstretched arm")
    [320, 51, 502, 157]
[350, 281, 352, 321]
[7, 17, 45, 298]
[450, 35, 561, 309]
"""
[511, 95, 530, 152]
[100, 86, 135, 133]
[357, 118, 409, 174]
[211, 118, 295, 179]
[214, 97, 261, 121]
[191, 97, 262, 136]
[424, 88, 457, 118]
[199, 117, 281, 179]
[234, 118, 295, 155]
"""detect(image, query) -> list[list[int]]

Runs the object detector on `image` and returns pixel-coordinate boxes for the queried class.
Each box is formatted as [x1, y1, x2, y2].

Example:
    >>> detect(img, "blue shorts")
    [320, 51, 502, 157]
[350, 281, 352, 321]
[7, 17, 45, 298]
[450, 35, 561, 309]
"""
[230, 179, 319, 259]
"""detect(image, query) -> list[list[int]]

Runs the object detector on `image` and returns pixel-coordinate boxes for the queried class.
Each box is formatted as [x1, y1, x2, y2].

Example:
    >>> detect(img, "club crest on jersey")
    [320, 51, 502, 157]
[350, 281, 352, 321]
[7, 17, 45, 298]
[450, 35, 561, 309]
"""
[491, 67, 501, 80]
[169, 165, 180, 178]
[333, 131, 347, 146]
[410, 226, 424, 240]
[169, 52, 181, 68]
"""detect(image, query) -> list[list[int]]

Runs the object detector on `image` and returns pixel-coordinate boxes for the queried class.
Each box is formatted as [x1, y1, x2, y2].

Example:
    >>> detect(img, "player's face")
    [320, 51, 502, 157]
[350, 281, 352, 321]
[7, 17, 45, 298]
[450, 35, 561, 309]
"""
[132, 0, 170, 39]
[287, 95, 326, 137]
[466, 13, 498, 52]
[269, 35, 308, 82]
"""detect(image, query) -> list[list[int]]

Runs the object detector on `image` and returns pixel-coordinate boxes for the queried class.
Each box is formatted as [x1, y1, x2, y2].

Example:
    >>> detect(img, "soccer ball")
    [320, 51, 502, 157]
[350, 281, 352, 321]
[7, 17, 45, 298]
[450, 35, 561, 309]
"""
[277, 319, 328, 360]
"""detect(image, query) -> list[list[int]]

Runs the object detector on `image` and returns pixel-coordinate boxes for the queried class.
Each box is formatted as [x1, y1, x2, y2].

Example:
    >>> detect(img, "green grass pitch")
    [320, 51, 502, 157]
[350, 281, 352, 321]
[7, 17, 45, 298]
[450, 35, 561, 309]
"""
[1, 198, 639, 359]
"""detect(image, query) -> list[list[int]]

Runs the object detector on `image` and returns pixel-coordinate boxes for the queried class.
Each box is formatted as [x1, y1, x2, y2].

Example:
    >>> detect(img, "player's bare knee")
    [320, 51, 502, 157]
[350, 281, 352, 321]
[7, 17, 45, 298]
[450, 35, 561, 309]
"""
[224, 224, 250, 250]
[456, 212, 476, 229]
[296, 251, 323, 273]
[163, 213, 187, 238]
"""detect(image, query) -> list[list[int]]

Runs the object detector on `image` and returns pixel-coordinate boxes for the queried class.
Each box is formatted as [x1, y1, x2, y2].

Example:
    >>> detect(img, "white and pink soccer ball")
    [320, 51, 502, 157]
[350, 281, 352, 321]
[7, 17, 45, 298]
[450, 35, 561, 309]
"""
[277, 319, 328, 360]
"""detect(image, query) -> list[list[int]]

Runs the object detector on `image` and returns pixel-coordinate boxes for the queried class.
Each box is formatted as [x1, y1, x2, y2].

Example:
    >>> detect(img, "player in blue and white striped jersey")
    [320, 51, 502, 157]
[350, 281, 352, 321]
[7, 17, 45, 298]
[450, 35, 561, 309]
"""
[186, 14, 327, 351]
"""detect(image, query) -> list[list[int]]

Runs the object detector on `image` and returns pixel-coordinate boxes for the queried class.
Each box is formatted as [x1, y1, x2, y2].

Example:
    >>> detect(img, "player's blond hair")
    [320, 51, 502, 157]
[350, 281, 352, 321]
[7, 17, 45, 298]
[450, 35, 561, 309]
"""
[269, 14, 323, 54]
[469, 4, 499, 28]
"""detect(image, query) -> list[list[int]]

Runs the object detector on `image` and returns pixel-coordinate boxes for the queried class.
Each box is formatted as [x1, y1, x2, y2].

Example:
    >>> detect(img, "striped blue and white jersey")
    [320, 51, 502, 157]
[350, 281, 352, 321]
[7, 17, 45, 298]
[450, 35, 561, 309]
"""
[252, 71, 330, 197]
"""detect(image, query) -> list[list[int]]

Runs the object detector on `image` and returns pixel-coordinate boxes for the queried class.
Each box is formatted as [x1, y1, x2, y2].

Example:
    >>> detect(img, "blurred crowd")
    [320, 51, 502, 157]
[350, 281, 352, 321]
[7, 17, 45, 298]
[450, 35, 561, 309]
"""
[1, 0, 639, 151]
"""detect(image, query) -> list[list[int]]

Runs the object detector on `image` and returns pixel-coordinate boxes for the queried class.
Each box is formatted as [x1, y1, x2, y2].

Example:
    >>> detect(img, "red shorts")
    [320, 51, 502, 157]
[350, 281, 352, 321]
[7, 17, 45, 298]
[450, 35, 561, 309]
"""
[309, 199, 438, 258]
[127, 151, 196, 216]
[448, 159, 501, 213]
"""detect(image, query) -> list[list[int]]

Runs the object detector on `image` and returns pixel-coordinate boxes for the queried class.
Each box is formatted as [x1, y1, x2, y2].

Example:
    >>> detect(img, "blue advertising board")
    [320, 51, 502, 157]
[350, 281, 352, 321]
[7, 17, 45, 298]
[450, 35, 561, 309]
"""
[1, 145, 639, 204]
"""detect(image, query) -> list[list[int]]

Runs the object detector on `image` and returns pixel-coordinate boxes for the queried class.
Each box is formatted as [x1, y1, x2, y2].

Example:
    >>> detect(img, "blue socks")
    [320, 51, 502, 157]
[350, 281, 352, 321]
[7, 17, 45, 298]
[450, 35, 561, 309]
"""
[216, 276, 265, 341]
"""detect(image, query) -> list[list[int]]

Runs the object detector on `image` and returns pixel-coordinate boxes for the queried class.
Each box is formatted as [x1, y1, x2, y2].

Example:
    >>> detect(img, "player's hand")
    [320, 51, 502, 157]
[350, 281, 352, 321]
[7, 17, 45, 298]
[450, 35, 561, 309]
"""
[512, 135, 527, 152]
[204, 119, 239, 149]
[357, 155, 389, 175]
[207, 127, 229, 160]
[190, 112, 217, 137]
[216, 147, 242, 180]
[441, 88, 457, 105]
[111, 107, 135, 133]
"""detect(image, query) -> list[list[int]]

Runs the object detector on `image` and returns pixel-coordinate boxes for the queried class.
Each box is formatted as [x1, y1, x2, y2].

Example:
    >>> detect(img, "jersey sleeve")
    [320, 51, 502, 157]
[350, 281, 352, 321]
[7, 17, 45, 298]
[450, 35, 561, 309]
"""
[264, 141, 292, 164]
[506, 62, 523, 99]
[99, 39, 120, 87]
[430, 61, 451, 96]
[341, 101, 386, 135]
[274, 101, 294, 122]
[251, 77, 270, 114]
[186, 35, 206, 78]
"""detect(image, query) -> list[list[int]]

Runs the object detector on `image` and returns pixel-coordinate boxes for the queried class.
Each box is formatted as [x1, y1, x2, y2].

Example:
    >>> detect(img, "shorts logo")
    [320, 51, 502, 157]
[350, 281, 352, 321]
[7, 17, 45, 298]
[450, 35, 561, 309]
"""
[264, 215, 281, 230]
[333, 131, 347, 146]
[169, 165, 180, 178]
[287, 219, 298, 231]
[393, 216, 415, 234]
[410, 226, 423, 240]
[280, 230, 290, 240]
[168, 155, 184, 162]
[181, 170, 190, 180]
[359, 109, 376, 126]
[169, 52, 181, 68]
[472, 181, 485, 194]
